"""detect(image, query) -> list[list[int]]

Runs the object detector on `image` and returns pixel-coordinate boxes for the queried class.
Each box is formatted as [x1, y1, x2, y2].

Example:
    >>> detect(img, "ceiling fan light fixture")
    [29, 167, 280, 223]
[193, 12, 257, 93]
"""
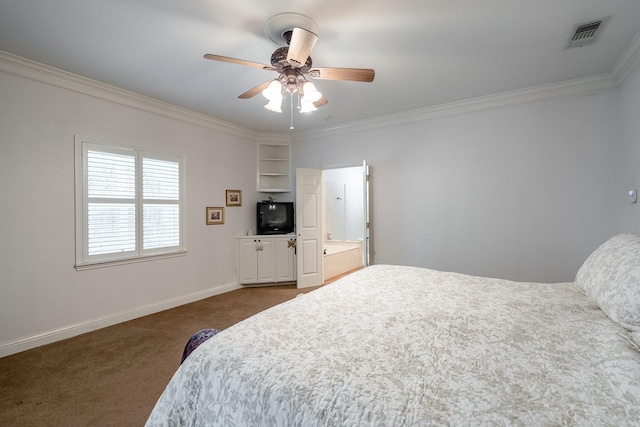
[299, 99, 317, 113]
[300, 81, 322, 113]
[262, 80, 282, 98]
[264, 98, 283, 113]
[263, 80, 283, 112]
[204, 12, 374, 127]
[302, 82, 322, 101]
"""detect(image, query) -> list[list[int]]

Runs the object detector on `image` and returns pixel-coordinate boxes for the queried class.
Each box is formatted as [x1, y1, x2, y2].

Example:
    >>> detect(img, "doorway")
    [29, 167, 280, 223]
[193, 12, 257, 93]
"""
[322, 162, 370, 281]
[295, 162, 371, 287]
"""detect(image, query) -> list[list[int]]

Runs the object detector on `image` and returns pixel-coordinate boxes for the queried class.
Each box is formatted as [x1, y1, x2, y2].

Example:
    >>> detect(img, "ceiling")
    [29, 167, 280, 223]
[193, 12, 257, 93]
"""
[1, 0, 640, 134]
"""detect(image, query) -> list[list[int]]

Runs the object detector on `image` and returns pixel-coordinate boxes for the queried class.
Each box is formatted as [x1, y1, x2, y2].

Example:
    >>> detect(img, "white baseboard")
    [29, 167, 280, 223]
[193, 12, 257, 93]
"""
[0, 281, 239, 358]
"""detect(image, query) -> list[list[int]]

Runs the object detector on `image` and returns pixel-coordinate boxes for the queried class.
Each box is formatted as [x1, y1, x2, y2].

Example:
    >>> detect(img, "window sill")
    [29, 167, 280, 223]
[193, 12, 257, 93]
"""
[75, 250, 187, 271]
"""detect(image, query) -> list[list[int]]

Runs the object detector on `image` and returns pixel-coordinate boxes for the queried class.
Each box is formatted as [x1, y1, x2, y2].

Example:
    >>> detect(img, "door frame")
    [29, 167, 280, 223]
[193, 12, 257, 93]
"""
[318, 161, 371, 268]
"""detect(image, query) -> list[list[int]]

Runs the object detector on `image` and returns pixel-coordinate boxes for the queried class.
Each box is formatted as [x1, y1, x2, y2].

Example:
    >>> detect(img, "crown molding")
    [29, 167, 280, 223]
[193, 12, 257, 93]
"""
[0, 50, 258, 140]
[295, 29, 640, 141]
[612, 29, 640, 87]
[3, 35, 639, 144]
[256, 132, 292, 144]
[294, 73, 618, 141]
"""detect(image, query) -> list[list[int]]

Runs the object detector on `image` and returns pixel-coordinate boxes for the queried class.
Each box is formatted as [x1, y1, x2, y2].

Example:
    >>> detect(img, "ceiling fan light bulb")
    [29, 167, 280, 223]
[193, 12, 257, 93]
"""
[302, 82, 322, 102]
[262, 80, 283, 101]
[299, 100, 317, 113]
[264, 97, 283, 113]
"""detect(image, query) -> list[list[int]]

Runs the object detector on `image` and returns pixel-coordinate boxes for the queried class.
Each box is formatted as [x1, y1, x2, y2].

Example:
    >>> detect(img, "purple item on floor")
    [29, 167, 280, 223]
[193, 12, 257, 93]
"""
[181, 328, 220, 364]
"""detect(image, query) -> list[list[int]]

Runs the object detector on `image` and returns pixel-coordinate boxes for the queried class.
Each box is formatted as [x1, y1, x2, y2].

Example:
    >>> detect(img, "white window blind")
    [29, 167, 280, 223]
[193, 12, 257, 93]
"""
[142, 157, 180, 250]
[87, 149, 136, 256]
[76, 138, 184, 268]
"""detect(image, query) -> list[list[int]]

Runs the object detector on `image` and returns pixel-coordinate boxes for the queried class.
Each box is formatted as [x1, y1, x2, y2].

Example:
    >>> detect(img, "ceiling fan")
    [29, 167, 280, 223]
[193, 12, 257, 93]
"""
[203, 13, 375, 127]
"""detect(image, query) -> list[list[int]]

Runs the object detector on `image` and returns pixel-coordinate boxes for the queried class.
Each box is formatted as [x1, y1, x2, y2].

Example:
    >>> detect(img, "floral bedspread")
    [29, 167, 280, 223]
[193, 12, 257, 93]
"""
[146, 265, 640, 426]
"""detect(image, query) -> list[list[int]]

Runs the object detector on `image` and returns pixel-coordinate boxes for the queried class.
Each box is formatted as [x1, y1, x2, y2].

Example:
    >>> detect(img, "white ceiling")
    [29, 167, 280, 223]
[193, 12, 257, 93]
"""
[1, 0, 640, 134]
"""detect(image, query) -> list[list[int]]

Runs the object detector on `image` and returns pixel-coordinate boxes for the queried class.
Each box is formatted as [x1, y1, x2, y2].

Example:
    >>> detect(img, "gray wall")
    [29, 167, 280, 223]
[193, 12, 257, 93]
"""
[619, 61, 640, 234]
[293, 91, 628, 283]
[0, 69, 262, 356]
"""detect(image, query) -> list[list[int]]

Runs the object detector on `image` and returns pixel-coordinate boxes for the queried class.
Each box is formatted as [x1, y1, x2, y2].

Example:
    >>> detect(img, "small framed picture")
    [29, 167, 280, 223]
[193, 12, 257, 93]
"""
[226, 190, 242, 207]
[206, 207, 224, 225]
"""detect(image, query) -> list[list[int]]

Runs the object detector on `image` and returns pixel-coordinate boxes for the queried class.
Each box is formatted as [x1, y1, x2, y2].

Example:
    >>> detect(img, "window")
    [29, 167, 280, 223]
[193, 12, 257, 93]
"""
[75, 137, 185, 268]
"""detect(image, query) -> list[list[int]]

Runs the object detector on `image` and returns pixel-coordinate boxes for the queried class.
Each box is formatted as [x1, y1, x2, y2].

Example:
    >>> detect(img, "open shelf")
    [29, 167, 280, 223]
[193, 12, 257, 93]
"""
[258, 143, 291, 192]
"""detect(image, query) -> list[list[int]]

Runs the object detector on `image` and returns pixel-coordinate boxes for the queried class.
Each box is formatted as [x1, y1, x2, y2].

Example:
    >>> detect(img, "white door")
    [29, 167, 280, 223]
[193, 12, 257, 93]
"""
[363, 161, 372, 266]
[296, 168, 324, 288]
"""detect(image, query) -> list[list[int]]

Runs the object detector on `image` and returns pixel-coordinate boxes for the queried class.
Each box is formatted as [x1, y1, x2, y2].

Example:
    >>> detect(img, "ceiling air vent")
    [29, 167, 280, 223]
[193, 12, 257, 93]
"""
[567, 18, 608, 48]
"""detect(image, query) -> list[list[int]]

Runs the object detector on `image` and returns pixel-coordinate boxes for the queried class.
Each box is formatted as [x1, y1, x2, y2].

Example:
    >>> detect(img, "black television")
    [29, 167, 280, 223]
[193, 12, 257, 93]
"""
[256, 201, 295, 235]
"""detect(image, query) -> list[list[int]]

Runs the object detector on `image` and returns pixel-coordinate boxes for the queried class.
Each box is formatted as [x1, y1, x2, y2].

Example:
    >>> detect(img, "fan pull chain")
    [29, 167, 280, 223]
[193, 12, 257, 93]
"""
[289, 94, 294, 130]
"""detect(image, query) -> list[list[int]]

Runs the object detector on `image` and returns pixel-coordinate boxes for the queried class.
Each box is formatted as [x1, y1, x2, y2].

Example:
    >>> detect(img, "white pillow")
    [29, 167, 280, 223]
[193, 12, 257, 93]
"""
[575, 234, 640, 332]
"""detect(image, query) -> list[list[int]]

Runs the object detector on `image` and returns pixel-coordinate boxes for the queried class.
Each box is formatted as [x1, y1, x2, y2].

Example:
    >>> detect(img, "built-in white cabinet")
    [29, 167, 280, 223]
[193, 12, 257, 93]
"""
[257, 143, 291, 192]
[237, 235, 296, 285]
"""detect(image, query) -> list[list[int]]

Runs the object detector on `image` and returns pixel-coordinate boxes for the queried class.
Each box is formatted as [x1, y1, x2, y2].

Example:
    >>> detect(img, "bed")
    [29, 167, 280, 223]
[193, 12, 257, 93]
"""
[146, 234, 640, 426]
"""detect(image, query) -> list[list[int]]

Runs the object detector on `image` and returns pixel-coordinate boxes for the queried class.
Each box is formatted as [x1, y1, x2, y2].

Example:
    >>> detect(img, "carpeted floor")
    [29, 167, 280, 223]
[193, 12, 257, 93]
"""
[0, 284, 322, 426]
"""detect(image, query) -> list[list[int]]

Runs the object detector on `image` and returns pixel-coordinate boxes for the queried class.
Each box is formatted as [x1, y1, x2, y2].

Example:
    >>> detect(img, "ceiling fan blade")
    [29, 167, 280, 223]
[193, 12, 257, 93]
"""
[314, 96, 328, 108]
[238, 80, 273, 99]
[286, 27, 318, 68]
[204, 54, 275, 71]
[308, 67, 375, 82]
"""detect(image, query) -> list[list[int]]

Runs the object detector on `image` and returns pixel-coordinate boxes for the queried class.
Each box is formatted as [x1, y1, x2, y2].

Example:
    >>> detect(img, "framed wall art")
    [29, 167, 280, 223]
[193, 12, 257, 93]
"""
[206, 207, 224, 225]
[226, 190, 242, 206]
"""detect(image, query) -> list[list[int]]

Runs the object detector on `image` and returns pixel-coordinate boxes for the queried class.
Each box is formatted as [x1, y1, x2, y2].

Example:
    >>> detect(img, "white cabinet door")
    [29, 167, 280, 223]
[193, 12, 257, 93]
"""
[276, 237, 296, 282]
[238, 238, 259, 284]
[256, 238, 276, 283]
